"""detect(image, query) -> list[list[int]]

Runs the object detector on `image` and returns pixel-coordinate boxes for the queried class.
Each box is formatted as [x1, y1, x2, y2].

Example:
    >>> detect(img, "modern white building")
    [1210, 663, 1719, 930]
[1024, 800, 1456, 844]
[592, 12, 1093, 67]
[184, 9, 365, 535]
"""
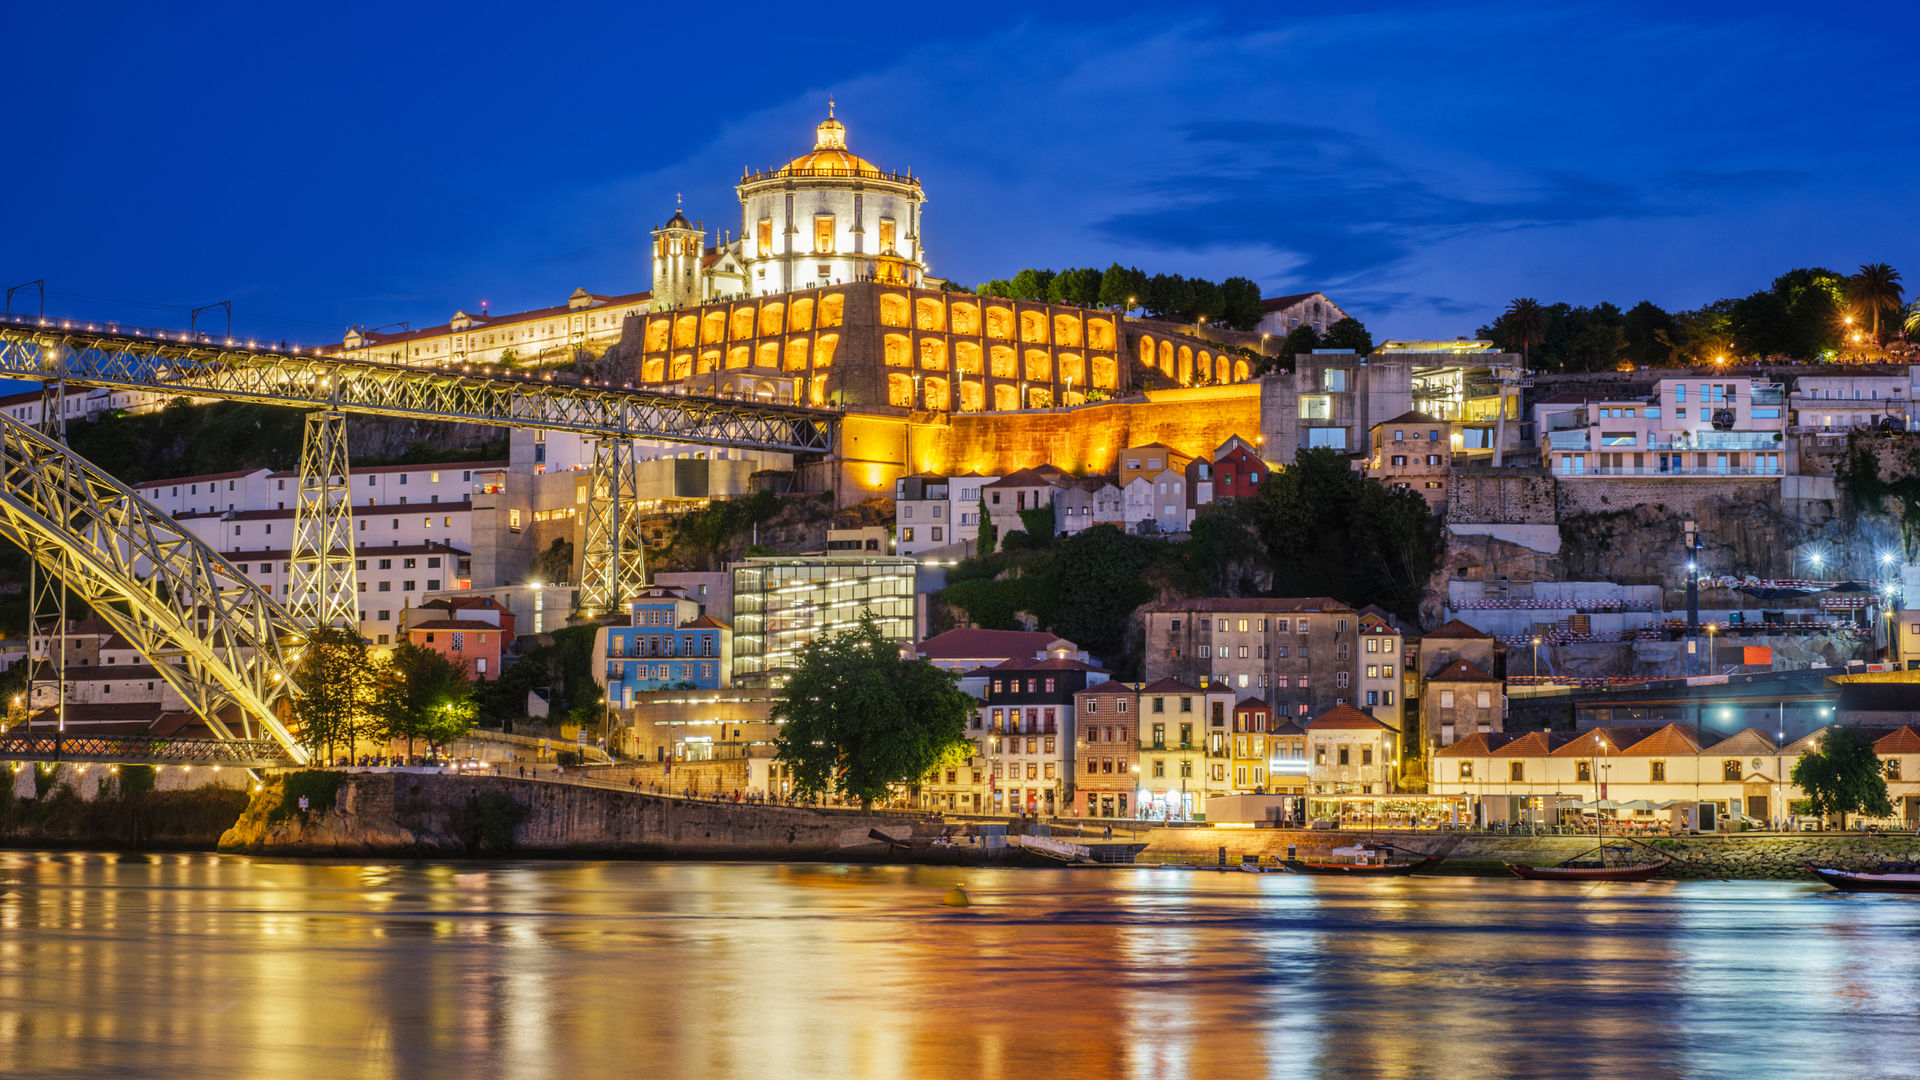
[1542, 374, 1788, 477]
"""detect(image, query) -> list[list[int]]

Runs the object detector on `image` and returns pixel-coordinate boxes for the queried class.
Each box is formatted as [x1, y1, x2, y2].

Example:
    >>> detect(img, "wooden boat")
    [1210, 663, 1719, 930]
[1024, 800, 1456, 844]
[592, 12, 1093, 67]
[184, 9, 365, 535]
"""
[1507, 860, 1667, 882]
[1283, 844, 1427, 876]
[1805, 865, 1920, 893]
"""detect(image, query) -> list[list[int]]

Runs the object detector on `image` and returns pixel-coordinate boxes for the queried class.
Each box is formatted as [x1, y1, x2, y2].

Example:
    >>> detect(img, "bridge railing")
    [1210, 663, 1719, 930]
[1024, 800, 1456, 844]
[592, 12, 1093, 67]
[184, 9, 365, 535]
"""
[0, 733, 296, 765]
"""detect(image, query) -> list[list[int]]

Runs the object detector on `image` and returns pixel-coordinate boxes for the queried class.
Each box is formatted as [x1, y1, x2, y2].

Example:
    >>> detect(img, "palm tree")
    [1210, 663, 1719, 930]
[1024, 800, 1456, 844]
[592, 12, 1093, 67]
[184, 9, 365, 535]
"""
[1504, 297, 1548, 369]
[1906, 300, 1920, 340]
[1849, 263, 1904, 343]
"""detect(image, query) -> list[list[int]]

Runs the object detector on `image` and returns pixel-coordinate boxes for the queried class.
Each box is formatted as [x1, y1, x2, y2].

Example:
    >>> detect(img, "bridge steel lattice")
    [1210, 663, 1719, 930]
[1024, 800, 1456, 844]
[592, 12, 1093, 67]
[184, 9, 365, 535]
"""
[0, 733, 295, 769]
[0, 412, 309, 762]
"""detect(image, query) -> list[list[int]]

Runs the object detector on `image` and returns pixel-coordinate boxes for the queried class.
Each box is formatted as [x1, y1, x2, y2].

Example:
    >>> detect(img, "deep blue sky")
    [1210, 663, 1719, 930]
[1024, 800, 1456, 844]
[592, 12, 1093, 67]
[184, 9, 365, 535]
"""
[4, 1, 1916, 344]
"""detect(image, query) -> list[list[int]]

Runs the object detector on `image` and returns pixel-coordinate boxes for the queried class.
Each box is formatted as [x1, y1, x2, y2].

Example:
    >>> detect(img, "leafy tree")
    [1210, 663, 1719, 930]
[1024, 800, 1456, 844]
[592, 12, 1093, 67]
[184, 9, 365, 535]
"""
[1675, 298, 1737, 364]
[1849, 263, 1903, 343]
[1098, 263, 1146, 310]
[293, 627, 376, 764]
[1009, 268, 1054, 301]
[772, 614, 975, 808]
[1277, 324, 1321, 369]
[1321, 317, 1374, 355]
[1142, 273, 1191, 320]
[1622, 301, 1682, 368]
[1219, 277, 1265, 331]
[1253, 448, 1441, 619]
[940, 575, 1030, 630]
[373, 644, 478, 757]
[532, 538, 574, 586]
[1049, 267, 1102, 307]
[1503, 298, 1548, 368]
[1186, 278, 1223, 324]
[1017, 505, 1055, 542]
[1791, 725, 1892, 829]
[1906, 299, 1920, 339]
[978, 278, 1012, 298]
[1033, 525, 1154, 664]
[976, 497, 996, 556]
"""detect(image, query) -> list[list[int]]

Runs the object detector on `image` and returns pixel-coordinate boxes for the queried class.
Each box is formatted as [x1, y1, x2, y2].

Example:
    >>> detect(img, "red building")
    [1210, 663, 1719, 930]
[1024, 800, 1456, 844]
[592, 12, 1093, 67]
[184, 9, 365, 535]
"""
[402, 596, 516, 679]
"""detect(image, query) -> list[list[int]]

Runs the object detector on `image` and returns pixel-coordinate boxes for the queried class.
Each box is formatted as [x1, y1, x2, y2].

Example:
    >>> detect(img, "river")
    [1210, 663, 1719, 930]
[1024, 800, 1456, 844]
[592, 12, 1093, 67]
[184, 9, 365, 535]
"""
[0, 852, 1915, 1079]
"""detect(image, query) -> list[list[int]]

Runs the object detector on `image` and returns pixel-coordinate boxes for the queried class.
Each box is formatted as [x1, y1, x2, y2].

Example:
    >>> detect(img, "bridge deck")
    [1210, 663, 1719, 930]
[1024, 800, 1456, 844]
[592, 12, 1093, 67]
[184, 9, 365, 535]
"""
[0, 733, 295, 769]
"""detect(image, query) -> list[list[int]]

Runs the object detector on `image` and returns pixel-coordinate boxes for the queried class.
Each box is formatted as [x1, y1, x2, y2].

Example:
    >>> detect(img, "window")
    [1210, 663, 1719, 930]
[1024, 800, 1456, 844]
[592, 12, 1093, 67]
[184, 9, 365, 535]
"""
[1152, 760, 1165, 778]
[1459, 761, 1473, 779]
[1476, 691, 1492, 709]
[1723, 759, 1742, 782]
[1338, 746, 1349, 766]
[1576, 761, 1591, 782]
[1439, 690, 1455, 708]
[1509, 761, 1524, 782]
[1650, 760, 1667, 782]
[1888, 759, 1902, 781]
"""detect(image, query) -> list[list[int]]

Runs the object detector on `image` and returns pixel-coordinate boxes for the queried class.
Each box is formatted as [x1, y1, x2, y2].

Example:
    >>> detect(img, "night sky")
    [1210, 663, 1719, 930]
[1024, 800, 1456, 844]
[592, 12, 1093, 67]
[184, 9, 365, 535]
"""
[5, 1, 1916, 345]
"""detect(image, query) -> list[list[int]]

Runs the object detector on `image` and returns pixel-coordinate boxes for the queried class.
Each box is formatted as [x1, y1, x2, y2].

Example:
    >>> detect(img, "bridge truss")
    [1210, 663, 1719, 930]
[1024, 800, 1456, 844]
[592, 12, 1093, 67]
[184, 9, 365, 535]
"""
[0, 412, 309, 762]
[0, 733, 295, 769]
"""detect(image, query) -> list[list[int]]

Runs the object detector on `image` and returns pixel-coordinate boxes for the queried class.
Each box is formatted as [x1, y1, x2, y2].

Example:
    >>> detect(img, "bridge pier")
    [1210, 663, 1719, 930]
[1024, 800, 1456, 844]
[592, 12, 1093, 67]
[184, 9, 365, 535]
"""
[577, 436, 644, 618]
[288, 408, 358, 631]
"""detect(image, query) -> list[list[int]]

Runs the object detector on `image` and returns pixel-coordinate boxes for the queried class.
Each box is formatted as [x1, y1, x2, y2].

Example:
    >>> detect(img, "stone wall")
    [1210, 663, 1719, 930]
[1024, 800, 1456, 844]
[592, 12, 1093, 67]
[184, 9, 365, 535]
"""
[1142, 825, 1920, 880]
[1446, 466, 1557, 524]
[220, 771, 933, 858]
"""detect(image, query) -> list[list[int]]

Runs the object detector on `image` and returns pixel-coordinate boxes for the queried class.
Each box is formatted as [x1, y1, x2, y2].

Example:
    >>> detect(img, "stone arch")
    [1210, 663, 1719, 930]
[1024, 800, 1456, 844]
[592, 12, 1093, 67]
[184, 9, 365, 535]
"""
[1233, 359, 1251, 382]
[727, 345, 750, 370]
[887, 372, 915, 407]
[814, 334, 838, 368]
[880, 293, 910, 327]
[701, 311, 727, 344]
[1177, 346, 1193, 385]
[1027, 386, 1053, 409]
[989, 345, 1017, 379]
[915, 297, 946, 332]
[730, 307, 756, 340]
[960, 380, 985, 412]
[1091, 355, 1118, 390]
[1019, 310, 1049, 344]
[951, 301, 981, 335]
[1024, 348, 1052, 383]
[673, 315, 697, 349]
[884, 333, 911, 367]
[992, 383, 1019, 411]
[1217, 355, 1232, 384]
[820, 293, 845, 327]
[1053, 314, 1083, 347]
[697, 349, 721, 375]
[808, 374, 828, 406]
[755, 341, 780, 368]
[784, 339, 810, 371]
[670, 354, 692, 380]
[645, 319, 670, 352]
[919, 337, 948, 370]
[1057, 352, 1085, 389]
[759, 302, 785, 337]
[788, 297, 815, 332]
[985, 306, 1013, 339]
[955, 341, 983, 375]
[923, 377, 951, 411]
[1138, 335, 1156, 368]
[1088, 319, 1115, 350]
[641, 357, 665, 382]
[1159, 340, 1174, 370]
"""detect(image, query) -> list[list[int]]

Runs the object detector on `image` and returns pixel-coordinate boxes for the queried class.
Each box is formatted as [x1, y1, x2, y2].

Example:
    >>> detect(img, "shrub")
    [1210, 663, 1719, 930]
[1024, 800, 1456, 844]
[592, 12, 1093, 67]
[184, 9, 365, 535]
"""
[268, 770, 346, 823]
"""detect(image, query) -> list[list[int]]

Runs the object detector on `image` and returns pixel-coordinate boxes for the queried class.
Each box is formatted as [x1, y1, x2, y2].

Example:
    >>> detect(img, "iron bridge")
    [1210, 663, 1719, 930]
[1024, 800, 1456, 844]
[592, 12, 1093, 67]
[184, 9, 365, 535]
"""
[0, 732, 297, 769]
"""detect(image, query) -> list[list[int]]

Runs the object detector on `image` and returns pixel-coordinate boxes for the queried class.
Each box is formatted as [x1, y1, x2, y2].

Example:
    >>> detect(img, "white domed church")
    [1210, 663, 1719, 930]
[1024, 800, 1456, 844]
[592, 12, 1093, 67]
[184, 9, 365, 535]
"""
[650, 107, 929, 308]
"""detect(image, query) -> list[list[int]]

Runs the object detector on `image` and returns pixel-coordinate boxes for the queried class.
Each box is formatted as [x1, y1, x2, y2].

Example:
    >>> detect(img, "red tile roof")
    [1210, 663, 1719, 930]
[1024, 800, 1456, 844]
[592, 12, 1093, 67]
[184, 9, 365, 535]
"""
[1259, 291, 1326, 312]
[1491, 731, 1564, 756]
[1145, 597, 1350, 614]
[1615, 724, 1701, 756]
[132, 468, 273, 490]
[1875, 725, 1920, 754]
[1138, 677, 1202, 694]
[1376, 411, 1445, 427]
[1435, 732, 1518, 756]
[408, 619, 504, 632]
[1235, 696, 1273, 710]
[918, 628, 1067, 660]
[990, 656, 1108, 674]
[1271, 719, 1308, 736]
[1550, 727, 1664, 757]
[1305, 704, 1393, 731]
[179, 499, 471, 521]
[1076, 682, 1138, 696]
[1430, 659, 1497, 683]
[684, 614, 732, 630]
[1423, 618, 1492, 640]
[1701, 728, 1781, 755]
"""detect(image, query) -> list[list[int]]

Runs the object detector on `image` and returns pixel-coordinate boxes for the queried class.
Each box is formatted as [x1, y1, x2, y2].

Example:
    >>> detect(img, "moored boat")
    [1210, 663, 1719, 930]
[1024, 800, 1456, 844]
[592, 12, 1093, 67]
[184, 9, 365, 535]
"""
[1805, 865, 1920, 893]
[1506, 860, 1667, 882]
[1283, 844, 1428, 876]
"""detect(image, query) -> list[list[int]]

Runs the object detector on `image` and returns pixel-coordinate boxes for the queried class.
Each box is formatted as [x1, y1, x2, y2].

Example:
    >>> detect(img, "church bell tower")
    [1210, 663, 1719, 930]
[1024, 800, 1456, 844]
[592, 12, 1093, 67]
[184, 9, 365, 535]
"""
[650, 198, 705, 309]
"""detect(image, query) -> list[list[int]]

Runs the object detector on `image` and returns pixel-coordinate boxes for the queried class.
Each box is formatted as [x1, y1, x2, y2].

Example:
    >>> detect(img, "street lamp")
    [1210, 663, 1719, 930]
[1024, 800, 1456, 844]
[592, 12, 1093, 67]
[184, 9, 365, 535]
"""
[1705, 622, 1719, 672]
[1530, 635, 1543, 678]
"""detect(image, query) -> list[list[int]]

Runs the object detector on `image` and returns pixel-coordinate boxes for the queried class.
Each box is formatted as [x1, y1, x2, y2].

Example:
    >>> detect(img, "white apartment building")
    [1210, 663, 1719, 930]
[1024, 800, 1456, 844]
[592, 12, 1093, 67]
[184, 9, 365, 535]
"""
[223, 541, 469, 647]
[1790, 371, 1914, 433]
[1543, 375, 1787, 477]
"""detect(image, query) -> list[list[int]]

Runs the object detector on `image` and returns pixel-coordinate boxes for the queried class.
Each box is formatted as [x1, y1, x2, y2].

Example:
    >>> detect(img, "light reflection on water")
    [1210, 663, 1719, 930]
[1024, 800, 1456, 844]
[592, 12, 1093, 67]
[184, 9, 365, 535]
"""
[0, 852, 1915, 1079]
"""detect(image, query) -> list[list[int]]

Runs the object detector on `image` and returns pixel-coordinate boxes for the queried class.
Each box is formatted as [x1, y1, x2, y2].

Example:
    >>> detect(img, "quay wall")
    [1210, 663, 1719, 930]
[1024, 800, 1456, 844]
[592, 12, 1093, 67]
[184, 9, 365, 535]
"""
[218, 771, 933, 858]
[1141, 826, 1920, 879]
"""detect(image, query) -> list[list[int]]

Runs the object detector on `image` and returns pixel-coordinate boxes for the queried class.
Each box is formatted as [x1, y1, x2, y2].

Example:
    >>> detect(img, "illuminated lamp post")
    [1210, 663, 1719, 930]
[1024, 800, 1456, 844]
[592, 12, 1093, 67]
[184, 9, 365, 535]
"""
[1531, 635, 1543, 679]
[1705, 622, 1720, 674]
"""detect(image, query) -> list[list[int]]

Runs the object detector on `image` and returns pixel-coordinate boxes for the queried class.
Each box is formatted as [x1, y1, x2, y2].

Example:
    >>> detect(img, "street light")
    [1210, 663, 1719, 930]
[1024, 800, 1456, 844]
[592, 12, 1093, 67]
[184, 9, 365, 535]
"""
[1705, 622, 1719, 671]
[1531, 635, 1543, 678]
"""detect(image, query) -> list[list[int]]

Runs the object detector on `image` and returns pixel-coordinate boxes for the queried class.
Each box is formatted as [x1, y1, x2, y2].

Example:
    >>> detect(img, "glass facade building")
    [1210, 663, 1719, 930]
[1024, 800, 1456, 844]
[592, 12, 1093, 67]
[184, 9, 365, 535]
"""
[731, 555, 918, 685]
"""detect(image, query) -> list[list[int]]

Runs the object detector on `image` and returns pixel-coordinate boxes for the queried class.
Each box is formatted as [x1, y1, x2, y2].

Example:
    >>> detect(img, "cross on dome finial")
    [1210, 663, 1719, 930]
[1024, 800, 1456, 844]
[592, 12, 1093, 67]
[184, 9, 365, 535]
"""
[675, 192, 682, 207]
[829, 96, 835, 118]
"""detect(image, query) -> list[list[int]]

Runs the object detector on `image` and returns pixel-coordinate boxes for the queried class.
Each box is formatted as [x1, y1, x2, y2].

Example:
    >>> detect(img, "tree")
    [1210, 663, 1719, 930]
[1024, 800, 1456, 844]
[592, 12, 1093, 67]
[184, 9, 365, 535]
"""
[1050, 267, 1102, 307]
[1622, 301, 1681, 368]
[293, 627, 376, 764]
[373, 644, 478, 757]
[1907, 299, 1920, 339]
[1009, 268, 1054, 301]
[1849, 263, 1904, 343]
[1321, 317, 1374, 355]
[771, 614, 975, 808]
[533, 538, 574, 585]
[1277, 324, 1321, 369]
[1097, 263, 1145, 310]
[1033, 525, 1154, 664]
[976, 497, 996, 557]
[1503, 298, 1548, 368]
[1791, 725, 1892, 829]
[1219, 277, 1265, 331]
[1253, 448, 1442, 619]
[1186, 278, 1223, 324]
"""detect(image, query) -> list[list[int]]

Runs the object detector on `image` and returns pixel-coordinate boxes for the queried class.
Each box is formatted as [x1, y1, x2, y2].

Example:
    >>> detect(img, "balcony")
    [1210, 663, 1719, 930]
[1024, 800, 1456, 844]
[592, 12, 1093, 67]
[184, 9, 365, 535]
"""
[1546, 430, 1591, 450]
[1567, 464, 1782, 477]
[1751, 385, 1785, 406]
[1647, 431, 1784, 451]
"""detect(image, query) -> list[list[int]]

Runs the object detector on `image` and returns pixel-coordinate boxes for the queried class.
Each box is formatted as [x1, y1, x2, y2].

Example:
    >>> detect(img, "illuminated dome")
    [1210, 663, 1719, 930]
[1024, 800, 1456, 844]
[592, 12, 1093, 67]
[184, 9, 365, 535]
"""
[777, 114, 885, 178]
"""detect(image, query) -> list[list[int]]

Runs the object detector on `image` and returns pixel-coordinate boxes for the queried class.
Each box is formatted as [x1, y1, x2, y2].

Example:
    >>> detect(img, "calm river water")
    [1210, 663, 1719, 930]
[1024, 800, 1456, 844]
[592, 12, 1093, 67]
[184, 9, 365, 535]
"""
[1, 852, 1916, 1080]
